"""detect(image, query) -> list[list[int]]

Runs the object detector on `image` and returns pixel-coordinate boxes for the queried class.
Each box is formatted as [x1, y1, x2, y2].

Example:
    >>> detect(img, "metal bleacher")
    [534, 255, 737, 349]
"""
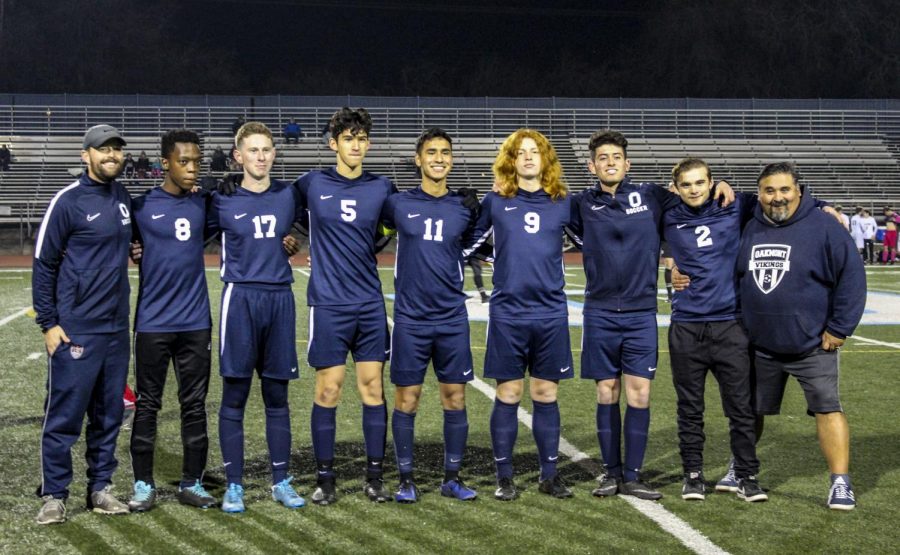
[1, 101, 899, 224]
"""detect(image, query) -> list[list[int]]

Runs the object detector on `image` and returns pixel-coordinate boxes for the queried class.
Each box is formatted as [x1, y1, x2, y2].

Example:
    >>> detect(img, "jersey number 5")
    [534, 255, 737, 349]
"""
[341, 199, 357, 222]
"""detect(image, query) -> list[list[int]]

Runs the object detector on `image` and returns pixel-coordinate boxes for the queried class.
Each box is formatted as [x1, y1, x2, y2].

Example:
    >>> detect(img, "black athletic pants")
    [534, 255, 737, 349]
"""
[668, 319, 759, 478]
[467, 258, 484, 290]
[130, 329, 211, 486]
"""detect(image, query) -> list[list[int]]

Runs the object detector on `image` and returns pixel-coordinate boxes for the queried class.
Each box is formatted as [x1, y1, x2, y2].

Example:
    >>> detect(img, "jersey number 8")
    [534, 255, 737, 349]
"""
[175, 218, 191, 241]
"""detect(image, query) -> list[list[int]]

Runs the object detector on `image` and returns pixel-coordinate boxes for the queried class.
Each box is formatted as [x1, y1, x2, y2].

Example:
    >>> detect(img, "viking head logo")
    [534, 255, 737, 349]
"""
[749, 244, 791, 294]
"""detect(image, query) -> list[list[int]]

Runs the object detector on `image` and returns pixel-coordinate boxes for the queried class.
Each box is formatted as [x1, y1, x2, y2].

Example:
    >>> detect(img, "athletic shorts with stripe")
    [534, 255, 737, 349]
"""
[390, 319, 474, 386]
[219, 283, 298, 380]
[484, 317, 574, 381]
[307, 300, 389, 368]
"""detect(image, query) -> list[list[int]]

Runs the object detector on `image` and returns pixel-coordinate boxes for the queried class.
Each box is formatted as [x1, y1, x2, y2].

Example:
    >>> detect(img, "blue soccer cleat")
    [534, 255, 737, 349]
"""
[394, 479, 419, 503]
[222, 483, 245, 513]
[272, 476, 306, 509]
[441, 478, 477, 501]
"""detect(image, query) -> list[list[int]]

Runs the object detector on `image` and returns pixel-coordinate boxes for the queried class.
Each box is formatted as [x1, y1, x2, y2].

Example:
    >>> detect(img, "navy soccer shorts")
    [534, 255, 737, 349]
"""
[307, 300, 389, 368]
[754, 348, 842, 416]
[484, 316, 574, 381]
[390, 318, 474, 386]
[218, 283, 299, 380]
[582, 311, 658, 380]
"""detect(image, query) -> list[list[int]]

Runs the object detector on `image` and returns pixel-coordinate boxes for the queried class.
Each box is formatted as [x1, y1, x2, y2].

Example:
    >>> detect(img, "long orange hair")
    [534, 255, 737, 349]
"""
[492, 128, 567, 201]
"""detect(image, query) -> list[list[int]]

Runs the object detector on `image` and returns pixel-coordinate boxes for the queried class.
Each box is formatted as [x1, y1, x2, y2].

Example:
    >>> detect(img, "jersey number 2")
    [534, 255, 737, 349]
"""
[695, 225, 713, 247]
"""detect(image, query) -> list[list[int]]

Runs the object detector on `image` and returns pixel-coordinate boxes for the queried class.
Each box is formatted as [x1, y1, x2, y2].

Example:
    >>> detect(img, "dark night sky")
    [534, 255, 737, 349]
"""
[0, 0, 897, 97]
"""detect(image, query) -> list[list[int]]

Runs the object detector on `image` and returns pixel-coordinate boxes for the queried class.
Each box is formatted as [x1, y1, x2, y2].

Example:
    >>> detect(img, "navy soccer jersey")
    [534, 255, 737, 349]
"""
[570, 177, 680, 314]
[662, 192, 756, 322]
[132, 187, 213, 332]
[382, 187, 475, 324]
[293, 168, 397, 306]
[466, 190, 570, 319]
[208, 180, 303, 285]
[33, 174, 132, 334]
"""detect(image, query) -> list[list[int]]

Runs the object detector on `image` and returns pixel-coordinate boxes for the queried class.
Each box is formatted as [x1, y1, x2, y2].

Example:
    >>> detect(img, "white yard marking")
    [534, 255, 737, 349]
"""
[849, 335, 900, 350]
[385, 314, 728, 555]
[294, 268, 311, 277]
[0, 306, 30, 327]
[27, 352, 43, 360]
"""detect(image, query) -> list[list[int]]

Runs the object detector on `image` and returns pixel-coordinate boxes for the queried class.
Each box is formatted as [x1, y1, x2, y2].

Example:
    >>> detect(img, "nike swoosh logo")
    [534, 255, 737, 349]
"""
[318, 470, 329, 475]
[463, 369, 473, 376]
[504, 206, 517, 211]
[494, 457, 507, 462]
[86, 213, 101, 221]
[676, 224, 687, 229]
[450, 458, 461, 463]
[223, 462, 232, 467]
[372, 461, 381, 466]
[549, 456, 559, 461]
[560, 366, 570, 373]
[407, 213, 420, 219]
[151, 214, 165, 220]
[291, 367, 297, 373]
[648, 367, 657, 372]
[320, 194, 333, 200]
[591, 205, 606, 211]
[234, 213, 247, 219]
[273, 461, 286, 466]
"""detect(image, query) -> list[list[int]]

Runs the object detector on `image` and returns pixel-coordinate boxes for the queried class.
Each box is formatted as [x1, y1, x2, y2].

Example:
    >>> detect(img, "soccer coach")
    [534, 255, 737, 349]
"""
[737, 162, 865, 511]
[32, 125, 133, 523]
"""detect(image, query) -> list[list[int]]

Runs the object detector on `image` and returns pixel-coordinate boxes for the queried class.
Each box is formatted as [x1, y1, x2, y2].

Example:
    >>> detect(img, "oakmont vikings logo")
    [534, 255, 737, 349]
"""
[750, 244, 791, 294]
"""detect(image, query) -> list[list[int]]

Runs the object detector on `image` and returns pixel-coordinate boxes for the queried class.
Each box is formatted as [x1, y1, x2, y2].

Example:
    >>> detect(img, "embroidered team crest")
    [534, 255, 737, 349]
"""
[70, 344, 84, 359]
[749, 244, 791, 294]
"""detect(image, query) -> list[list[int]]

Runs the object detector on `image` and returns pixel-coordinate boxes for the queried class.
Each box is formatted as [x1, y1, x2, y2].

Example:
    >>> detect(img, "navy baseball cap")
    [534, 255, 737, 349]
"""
[83, 125, 127, 149]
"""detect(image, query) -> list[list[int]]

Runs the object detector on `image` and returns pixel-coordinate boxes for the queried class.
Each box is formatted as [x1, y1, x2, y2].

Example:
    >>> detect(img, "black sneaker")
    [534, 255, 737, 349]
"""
[538, 474, 573, 499]
[592, 473, 621, 497]
[177, 481, 217, 509]
[737, 476, 768, 503]
[494, 477, 519, 501]
[311, 480, 337, 506]
[681, 471, 706, 501]
[480, 292, 490, 304]
[620, 478, 663, 500]
[363, 478, 391, 503]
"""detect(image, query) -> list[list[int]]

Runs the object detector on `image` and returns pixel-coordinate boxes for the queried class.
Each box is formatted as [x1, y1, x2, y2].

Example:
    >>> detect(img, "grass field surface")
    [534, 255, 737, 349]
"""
[1, 265, 898, 554]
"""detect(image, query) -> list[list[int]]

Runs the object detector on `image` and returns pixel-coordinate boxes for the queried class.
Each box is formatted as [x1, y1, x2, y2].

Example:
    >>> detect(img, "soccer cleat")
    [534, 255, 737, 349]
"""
[272, 476, 306, 509]
[394, 479, 420, 504]
[36, 496, 66, 525]
[364, 478, 391, 503]
[592, 473, 621, 497]
[128, 480, 157, 512]
[177, 481, 217, 508]
[311, 480, 337, 506]
[221, 483, 245, 513]
[681, 472, 706, 501]
[538, 474, 574, 499]
[494, 477, 519, 501]
[441, 478, 477, 501]
[88, 485, 130, 514]
[737, 476, 768, 503]
[716, 459, 739, 492]
[827, 476, 856, 511]
[620, 478, 663, 501]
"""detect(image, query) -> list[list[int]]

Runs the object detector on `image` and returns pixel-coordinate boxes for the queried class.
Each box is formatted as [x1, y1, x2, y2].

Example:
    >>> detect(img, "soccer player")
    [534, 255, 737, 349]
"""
[32, 124, 133, 524]
[127, 129, 217, 511]
[293, 108, 397, 504]
[570, 130, 733, 501]
[737, 162, 865, 510]
[466, 128, 574, 500]
[208, 122, 306, 513]
[383, 128, 478, 503]
[663, 157, 767, 502]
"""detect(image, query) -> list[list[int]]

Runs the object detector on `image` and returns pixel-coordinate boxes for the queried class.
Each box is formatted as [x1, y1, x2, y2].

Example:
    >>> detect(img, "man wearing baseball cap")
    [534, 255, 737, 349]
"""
[32, 124, 133, 523]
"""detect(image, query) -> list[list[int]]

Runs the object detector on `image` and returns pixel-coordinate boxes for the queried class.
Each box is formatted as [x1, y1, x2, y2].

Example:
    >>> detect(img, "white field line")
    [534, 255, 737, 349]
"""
[850, 334, 900, 350]
[0, 306, 30, 326]
[27, 352, 43, 360]
[385, 314, 728, 555]
[294, 268, 311, 277]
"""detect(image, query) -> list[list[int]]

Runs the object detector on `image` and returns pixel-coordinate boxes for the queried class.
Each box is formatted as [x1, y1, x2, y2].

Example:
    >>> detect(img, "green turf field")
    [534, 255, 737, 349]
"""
[1, 265, 899, 554]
